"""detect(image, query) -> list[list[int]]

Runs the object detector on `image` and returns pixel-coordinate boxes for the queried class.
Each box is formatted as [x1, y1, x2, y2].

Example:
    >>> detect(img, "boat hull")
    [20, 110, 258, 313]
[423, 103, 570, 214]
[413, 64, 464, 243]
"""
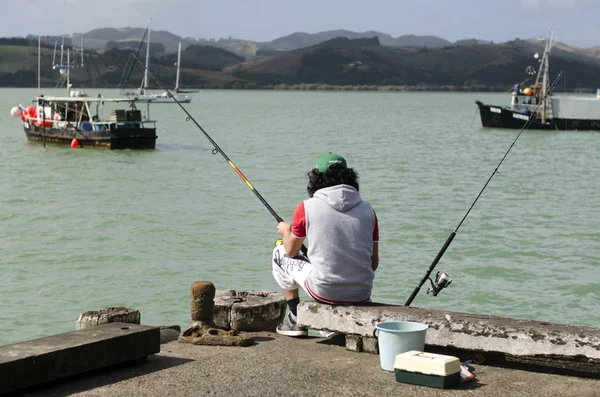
[152, 97, 192, 103]
[475, 101, 600, 131]
[23, 123, 157, 150]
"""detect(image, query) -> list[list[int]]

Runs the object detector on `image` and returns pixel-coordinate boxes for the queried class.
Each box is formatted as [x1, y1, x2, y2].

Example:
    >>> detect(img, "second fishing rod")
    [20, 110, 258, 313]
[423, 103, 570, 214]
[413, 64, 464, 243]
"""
[405, 71, 564, 306]
[129, 54, 308, 256]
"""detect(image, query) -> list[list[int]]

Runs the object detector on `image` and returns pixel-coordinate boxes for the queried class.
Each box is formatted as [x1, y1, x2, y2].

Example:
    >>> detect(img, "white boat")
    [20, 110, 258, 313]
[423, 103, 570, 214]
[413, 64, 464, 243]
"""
[146, 42, 192, 103]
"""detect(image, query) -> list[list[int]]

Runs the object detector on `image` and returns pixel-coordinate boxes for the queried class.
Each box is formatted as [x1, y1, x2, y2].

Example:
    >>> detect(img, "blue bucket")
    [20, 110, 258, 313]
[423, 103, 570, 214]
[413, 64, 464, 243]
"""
[375, 321, 428, 371]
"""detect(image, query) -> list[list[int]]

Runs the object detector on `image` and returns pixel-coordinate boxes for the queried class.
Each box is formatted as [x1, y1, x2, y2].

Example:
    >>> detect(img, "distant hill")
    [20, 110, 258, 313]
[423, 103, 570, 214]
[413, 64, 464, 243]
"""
[0, 40, 247, 89]
[2, 33, 600, 91]
[309, 36, 380, 50]
[153, 45, 245, 71]
[49, 28, 458, 59]
[455, 39, 493, 46]
[225, 38, 600, 89]
[394, 34, 452, 48]
[525, 38, 600, 61]
[267, 30, 451, 50]
[26, 27, 599, 63]
[82, 27, 194, 54]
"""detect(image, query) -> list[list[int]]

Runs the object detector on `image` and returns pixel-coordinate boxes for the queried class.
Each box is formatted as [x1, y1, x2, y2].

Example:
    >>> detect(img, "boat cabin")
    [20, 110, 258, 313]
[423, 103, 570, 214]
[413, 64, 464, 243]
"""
[29, 93, 155, 133]
[509, 83, 553, 119]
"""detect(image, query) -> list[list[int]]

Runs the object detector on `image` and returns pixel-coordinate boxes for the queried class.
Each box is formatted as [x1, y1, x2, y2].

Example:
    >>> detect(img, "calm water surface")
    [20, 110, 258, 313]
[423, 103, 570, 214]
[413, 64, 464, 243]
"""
[1, 88, 598, 346]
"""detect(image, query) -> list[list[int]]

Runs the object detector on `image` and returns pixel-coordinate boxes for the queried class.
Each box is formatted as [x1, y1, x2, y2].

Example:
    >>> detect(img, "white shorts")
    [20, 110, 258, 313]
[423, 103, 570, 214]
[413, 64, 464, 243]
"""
[271, 244, 313, 292]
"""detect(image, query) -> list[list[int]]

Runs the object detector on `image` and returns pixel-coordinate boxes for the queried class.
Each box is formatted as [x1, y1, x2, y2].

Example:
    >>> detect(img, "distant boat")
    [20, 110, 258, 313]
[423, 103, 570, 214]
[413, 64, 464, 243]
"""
[9, 38, 157, 149]
[125, 21, 192, 103]
[475, 31, 600, 131]
[171, 42, 199, 94]
[149, 42, 194, 102]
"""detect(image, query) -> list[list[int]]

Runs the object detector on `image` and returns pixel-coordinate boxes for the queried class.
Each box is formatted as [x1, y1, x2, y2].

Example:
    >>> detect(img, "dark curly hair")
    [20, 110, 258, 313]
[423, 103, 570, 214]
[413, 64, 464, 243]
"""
[306, 166, 360, 197]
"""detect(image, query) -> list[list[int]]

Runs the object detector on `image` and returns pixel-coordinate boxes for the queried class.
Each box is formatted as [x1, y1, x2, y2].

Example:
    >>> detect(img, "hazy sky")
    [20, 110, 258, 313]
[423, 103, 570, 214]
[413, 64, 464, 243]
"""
[2, 0, 599, 47]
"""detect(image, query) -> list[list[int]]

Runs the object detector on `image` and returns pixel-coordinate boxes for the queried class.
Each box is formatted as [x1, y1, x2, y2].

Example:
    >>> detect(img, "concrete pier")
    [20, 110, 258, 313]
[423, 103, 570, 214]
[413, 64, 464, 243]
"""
[76, 307, 141, 330]
[5, 332, 600, 396]
[213, 289, 286, 331]
[297, 302, 600, 374]
[0, 322, 160, 394]
[3, 296, 600, 395]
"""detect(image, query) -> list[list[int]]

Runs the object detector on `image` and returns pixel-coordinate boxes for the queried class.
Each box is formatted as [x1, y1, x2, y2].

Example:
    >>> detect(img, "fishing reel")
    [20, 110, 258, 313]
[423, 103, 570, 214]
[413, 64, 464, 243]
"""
[426, 271, 453, 297]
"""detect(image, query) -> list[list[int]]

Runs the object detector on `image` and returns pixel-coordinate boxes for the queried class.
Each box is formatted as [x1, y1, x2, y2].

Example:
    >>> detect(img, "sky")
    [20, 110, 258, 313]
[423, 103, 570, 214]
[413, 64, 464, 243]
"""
[2, 0, 600, 47]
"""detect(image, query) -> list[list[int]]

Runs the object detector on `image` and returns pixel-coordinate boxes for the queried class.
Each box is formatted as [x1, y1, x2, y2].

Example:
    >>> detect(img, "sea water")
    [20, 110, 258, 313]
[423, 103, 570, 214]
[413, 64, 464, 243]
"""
[1, 88, 598, 346]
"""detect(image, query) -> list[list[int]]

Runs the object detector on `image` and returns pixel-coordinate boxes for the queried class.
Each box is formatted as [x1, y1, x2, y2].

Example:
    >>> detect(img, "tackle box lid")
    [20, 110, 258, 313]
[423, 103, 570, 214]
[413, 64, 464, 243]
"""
[393, 351, 460, 376]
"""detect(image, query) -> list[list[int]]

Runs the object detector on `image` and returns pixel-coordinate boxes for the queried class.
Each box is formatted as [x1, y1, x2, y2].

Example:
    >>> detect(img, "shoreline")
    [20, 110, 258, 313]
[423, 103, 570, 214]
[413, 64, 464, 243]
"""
[1, 84, 597, 93]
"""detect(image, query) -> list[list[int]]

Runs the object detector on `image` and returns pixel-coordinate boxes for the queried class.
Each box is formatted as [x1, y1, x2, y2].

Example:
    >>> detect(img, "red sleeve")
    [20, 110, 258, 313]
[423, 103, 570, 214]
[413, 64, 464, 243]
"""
[373, 211, 379, 242]
[291, 202, 307, 238]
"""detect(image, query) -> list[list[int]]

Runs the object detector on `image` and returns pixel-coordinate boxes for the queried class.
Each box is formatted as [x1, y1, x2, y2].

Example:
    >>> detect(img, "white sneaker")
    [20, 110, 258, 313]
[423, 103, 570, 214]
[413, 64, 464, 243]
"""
[276, 312, 308, 337]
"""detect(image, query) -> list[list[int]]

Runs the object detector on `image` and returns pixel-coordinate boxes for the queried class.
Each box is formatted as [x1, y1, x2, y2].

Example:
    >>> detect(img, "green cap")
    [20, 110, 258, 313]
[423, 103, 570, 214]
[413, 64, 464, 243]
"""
[316, 153, 347, 173]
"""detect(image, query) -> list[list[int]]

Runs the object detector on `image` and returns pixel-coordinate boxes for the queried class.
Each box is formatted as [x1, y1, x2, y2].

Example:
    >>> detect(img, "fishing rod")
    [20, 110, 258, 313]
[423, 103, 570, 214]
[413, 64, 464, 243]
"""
[405, 71, 564, 306]
[129, 53, 308, 255]
[118, 25, 149, 91]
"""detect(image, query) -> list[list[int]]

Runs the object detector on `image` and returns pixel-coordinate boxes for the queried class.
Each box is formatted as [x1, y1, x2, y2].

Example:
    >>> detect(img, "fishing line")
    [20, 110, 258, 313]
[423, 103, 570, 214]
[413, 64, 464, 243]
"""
[129, 53, 308, 255]
[405, 71, 564, 306]
[470, 108, 478, 127]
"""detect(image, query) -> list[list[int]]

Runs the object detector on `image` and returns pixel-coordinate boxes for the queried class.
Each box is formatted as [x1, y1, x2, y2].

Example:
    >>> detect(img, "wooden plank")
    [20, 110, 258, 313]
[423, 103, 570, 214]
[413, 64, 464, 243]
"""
[0, 322, 160, 394]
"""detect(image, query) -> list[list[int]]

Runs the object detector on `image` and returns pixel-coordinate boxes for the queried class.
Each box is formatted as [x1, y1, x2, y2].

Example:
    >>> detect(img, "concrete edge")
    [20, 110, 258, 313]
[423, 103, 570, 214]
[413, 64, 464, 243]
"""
[297, 302, 600, 359]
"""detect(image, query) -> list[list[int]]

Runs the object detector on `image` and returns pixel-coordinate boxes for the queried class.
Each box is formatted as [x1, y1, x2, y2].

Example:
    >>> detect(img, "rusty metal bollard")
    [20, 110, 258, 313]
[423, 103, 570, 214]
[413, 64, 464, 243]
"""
[180, 281, 254, 346]
[190, 281, 216, 325]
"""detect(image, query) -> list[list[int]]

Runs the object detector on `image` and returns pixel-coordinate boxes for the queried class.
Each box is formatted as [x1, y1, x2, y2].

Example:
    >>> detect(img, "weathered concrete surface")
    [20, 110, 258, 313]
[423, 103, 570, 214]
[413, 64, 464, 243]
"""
[0, 322, 160, 395]
[213, 289, 238, 329]
[7, 332, 600, 397]
[178, 322, 254, 346]
[297, 302, 600, 370]
[76, 307, 140, 330]
[213, 289, 286, 332]
[231, 291, 286, 332]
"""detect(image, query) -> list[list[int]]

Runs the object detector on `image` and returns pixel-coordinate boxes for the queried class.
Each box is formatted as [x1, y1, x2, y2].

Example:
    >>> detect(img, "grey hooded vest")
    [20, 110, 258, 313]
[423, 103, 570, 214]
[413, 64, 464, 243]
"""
[304, 184, 376, 303]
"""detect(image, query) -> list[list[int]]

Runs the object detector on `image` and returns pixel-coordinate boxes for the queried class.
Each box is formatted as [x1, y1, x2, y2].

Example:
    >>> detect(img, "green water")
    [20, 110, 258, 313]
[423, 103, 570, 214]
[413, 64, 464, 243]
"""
[1, 88, 598, 346]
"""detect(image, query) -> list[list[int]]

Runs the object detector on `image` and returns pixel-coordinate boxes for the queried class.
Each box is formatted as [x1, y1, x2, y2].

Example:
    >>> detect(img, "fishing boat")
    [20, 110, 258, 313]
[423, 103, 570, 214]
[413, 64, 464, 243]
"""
[475, 32, 600, 131]
[10, 95, 157, 150]
[9, 40, 157, 150]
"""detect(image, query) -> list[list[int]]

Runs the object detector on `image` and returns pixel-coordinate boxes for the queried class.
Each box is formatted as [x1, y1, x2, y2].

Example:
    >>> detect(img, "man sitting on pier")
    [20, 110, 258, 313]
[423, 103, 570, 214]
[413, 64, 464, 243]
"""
[272, 153, 379, 337]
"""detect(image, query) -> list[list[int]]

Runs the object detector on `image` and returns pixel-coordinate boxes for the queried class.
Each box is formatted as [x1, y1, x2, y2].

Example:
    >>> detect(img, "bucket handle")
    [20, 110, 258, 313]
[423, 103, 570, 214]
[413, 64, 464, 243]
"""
[372, 328, 378, 339]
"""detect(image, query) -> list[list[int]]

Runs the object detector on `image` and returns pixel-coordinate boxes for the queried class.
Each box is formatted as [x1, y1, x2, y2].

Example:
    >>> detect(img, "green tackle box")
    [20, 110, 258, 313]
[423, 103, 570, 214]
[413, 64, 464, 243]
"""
[393, 351, 461, 389]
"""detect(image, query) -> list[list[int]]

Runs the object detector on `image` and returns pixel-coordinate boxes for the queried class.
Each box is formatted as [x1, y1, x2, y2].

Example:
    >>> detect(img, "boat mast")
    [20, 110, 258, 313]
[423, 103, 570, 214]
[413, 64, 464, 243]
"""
[52, 40, 57, 67]
[37, 36, 41, 95]
[175, 42, 181, 91]
[143, 18, 152, 93]
[67, 49, 70, 97]
[540, 32, 552, 124]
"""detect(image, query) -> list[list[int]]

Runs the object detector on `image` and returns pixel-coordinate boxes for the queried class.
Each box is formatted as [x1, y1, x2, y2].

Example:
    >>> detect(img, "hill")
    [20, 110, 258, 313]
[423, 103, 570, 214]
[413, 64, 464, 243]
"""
[70, 27, 196, 54]
[0, 40, 248, 89]
[264, 30, 451, 51]
[225, 38, 600, 90]
[2, 36, 600, 91]
[23, 27, 600, 63]
[47, 28, 459, 59]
